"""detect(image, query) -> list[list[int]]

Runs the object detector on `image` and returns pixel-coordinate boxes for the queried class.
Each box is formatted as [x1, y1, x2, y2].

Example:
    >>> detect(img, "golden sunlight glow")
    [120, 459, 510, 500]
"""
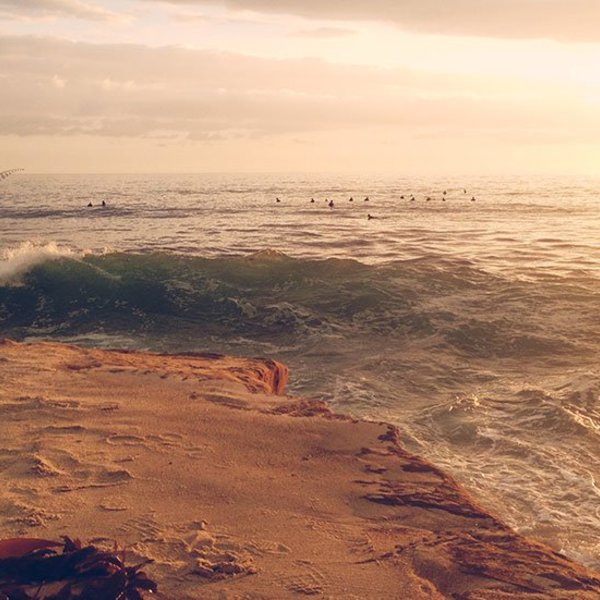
[0, 0, 599, 174]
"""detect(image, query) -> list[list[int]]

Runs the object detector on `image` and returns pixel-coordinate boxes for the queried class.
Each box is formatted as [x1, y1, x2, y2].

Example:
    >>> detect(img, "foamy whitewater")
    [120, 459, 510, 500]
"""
[2, 173, 600, 568]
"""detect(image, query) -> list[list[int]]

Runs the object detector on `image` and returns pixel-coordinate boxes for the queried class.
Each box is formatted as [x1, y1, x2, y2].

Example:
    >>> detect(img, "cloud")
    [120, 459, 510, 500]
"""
[151, 0, 600, 43]
[172, 11, 208, 23]
[0, 0, 122, 21]
[292, 27, 356, 39]
[0, 34, 597, 147]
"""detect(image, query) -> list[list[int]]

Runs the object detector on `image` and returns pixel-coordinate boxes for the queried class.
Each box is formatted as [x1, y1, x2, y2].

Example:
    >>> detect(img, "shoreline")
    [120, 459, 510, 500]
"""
[1, 339, 599, 599]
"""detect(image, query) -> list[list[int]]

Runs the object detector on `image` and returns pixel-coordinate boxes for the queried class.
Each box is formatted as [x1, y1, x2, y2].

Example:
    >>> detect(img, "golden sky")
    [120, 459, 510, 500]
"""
[1, 0, 599, 174]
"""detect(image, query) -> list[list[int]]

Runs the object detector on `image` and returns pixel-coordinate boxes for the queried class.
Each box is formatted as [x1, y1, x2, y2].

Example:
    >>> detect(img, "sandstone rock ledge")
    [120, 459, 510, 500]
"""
[0, 339, 598, 599]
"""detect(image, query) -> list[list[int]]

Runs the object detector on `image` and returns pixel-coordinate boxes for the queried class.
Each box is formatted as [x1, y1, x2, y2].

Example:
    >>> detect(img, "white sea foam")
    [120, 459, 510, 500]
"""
[0, 241, 83, 285]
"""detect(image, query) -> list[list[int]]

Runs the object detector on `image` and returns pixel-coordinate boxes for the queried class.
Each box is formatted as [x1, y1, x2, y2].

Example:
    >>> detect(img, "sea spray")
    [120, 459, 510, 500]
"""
[0, 242, 82, 286]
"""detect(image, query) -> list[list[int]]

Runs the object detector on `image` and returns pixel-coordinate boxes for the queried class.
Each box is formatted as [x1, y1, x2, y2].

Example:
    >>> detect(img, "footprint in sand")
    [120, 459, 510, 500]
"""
[190, 532, 257, 580]
[107, 432, 190, 454]
[99, 502, 129, 512]
[346, 534, 376, 561]
[147, 432, 184, 449]
[204, 393, 249, 410]
[129, 520, 259, 580]
[42, 448, 135, 493]
[106, 434, 147, 448]
[41, 425, 88, 434]
[246, 539, 292, 556]
[30, 454, 65, 478]
[119, 514, 163, 541]
[282, 563, 326, 596]
[0, 496, 60, 530]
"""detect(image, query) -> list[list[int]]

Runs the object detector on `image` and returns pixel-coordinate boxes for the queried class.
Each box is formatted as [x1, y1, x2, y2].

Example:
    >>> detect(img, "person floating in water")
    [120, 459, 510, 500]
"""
[349, 197, 354, 202]
[101, 200, 106, 207]
[471, 196, 476, 202]
[276, 197, 280, 203]
[310, 198, 315, 203]
[367, 213, 375, 220]
[364, 196, 369, 202]
[328, 199, 334, 208]
[87, 202, 93, 207]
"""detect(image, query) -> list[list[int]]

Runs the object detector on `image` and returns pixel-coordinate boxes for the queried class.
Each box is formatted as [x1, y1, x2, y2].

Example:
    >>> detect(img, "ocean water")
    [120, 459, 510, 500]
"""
[2, 173, 600, 569]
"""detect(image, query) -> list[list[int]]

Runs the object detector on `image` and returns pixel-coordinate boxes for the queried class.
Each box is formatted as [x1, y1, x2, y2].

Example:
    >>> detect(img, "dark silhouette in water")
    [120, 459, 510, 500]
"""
[471, 196, 476, 202]
[443, 190, 447, 195]
[364, 196, 369, 202]
[276, 198, 280, 203]
[349, 197, 354, 202]
[328, 200, 334, 208]
[310, 198, 315, 203]
[367, 214, 375, 220]
[87, 202, 93, 207]
[101, 200, 106, 207]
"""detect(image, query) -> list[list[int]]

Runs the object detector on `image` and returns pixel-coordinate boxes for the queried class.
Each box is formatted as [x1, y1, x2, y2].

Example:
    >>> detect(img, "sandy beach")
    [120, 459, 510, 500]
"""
[1, 339, 599, 599]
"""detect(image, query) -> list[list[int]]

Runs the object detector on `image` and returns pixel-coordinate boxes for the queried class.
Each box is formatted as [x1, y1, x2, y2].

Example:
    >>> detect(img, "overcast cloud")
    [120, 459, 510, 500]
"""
[4, 1, 593, 42]
[153, 0, 600, 43]
[0, 35, 595, 144]
[0, 0, 121, 21]
[1, 3, 599, 173]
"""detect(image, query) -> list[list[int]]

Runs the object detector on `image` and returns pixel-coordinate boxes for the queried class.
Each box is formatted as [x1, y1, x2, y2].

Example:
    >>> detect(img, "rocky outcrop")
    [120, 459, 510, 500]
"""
[0, 340, 598, 599]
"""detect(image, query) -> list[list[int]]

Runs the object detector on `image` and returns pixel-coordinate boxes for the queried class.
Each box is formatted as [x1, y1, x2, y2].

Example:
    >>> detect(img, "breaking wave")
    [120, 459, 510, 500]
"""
[0, 241, 85, 286]
[1, 245, 598, 362]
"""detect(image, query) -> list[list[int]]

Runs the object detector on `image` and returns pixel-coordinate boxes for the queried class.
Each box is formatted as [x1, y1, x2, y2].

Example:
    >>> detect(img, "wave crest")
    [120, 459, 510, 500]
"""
[0, 244, 597, 367]
[0, 242, 84, 286]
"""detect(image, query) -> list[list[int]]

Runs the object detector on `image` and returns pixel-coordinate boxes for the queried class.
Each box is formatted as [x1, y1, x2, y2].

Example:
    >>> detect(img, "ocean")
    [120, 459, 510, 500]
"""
[1, 172, 600, 569]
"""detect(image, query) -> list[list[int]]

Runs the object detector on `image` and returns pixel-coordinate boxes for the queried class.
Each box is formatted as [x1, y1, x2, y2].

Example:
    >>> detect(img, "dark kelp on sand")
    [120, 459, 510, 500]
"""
[0, 536, 157, 600]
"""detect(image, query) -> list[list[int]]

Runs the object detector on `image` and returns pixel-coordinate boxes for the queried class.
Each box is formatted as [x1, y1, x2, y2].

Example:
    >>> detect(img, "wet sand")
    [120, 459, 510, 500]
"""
[1, 339, 599, 599]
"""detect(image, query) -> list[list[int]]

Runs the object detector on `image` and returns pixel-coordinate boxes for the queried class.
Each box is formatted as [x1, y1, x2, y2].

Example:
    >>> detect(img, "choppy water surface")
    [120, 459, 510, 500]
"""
[2, 173, 600, 568]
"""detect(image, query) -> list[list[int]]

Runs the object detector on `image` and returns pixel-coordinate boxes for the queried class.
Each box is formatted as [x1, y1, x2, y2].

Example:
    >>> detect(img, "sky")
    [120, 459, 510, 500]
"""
[0, 0, 599, 174]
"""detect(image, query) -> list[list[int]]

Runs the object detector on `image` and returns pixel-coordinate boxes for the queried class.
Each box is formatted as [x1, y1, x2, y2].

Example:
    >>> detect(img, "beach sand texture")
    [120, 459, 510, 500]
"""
[1, 339, 599, 599]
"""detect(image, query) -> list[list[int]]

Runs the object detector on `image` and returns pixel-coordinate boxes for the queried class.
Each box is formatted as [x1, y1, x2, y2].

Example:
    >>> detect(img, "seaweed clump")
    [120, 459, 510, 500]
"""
[0, 536, 157, 599]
